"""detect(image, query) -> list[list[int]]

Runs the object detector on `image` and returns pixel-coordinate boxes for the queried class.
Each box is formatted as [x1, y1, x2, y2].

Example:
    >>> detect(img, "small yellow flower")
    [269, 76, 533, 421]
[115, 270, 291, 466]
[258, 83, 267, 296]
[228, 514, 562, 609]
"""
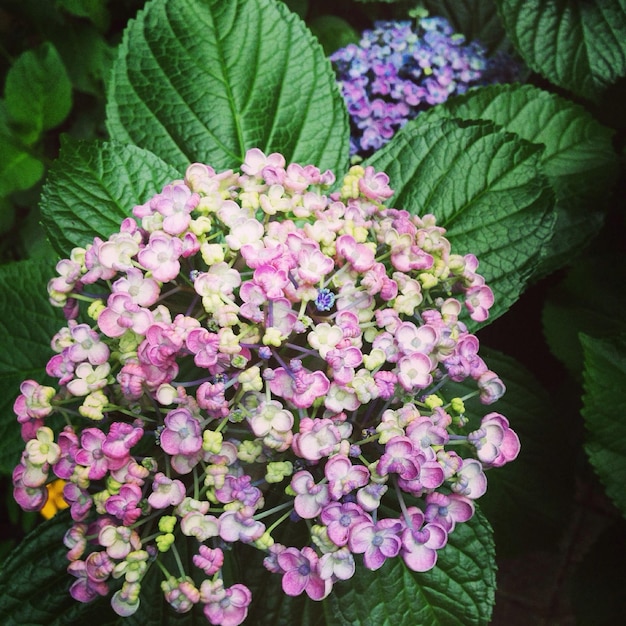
[40, 479, 69, 519]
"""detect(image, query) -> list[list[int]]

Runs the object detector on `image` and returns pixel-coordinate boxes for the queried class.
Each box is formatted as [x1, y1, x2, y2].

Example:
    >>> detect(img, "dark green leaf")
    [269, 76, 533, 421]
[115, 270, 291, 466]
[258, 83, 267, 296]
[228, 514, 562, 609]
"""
[40, 138, 181, 256]
[0, 257, 61, 475]
[54, 23, 115, 96]
[4, 42, 73, 143]
[308, 15, 360, 55]
[542, 253, 626, 379]
[494, 0, 626, 102]
[0, 109, 45, 196]
[442, 347, 574, 554]
[0, 511, 112, 625]
[106, 0, 349, 174]
[325, 509, 495, 626]
[56, 0, 111, 31]
[423, 83, 618, 276]
[367, 117, 556, 325]
[581, 333, 626, 518]
[423, 0, 509, 54]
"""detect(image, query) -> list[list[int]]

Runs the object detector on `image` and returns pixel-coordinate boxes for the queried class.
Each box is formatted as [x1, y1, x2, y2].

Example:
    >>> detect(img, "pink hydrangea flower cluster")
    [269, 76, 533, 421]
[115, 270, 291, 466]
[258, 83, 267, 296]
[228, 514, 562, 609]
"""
[13, 149, 520, 624]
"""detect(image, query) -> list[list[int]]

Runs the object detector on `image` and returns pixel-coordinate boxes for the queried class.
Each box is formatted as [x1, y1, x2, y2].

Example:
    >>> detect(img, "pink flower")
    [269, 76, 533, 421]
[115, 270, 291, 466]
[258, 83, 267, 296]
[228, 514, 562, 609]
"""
[424, 492, 475, 533]
[12, 464, 47, 512]
[103, 422, 143, 460]
[151, 183, 199, 235]
[469, 412, 520, 467]
[395, 321, 438, 356]
[325, 346, 363, 385]
[162, 575, 200, 613]
[291, 418, 344, 461]
[98, 293, 154, 338]
[104, 483, 143, 525]
[111, 267, 160, 307]
[185, 327, 221, 370]
[477, 370, 506, 404]
[348, 517, 403, 570]
[13, 379, 56, 419]
[180, 511, 220, 541]
[397, 352, 433, 391]
[148, 472, 186, 508]
[452, 459, 488, 499]
[138, 322, 185, 368]
[98, 525, 141, 560]
[277, 546, 332, 600]
[218, 510, 265, 543]
[400, 507, 447, 572]
[137, 231, 183, 282]
[358, 166, 394, 201]
[291, 470, 330, 518]
[324, 454, 370, 500]
[63, 482, 92, 521]
[193, 545, 224, 576]
[295, 245, 334, 284]
[252, 264, 289, 299]
[377, 436, 420, 480]
[320, 501, 371, 546]
[75, 428, 109, 479]
[336, 234, 376, 271]
[68, 560, 109, 603]
[159, 408, 202, 456]
[67, 323, 109, 365]
[201, 580, 252, 626]
[269, 367, 330, 410]
[465, 285, 494, 322]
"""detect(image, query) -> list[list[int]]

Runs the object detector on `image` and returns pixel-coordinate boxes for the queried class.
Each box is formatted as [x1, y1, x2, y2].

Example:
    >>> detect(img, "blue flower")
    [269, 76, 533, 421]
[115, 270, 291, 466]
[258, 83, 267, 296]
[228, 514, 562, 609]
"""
[331, 17, 504, 157]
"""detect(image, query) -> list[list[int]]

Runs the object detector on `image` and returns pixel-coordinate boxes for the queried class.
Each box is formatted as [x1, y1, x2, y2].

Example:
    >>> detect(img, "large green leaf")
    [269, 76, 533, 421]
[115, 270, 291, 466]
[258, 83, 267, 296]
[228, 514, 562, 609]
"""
[422, 83, 618, 275]
[366, 117, 555, 324]
[106, 0, 349, 174]
[581, 333, 626, 518]
[494, 0, 626, 102]
[0, 131, 45, 197]
[423, 0, 509, 53]
[324, 509, 495, 626]
[442, 347, 574, 554]
[3, 42, 72, 144]
[0, 510, 206, 625]
[542, 252, 626, 380]
[40, 138, 181, 256]
[0, 257, 61, 475]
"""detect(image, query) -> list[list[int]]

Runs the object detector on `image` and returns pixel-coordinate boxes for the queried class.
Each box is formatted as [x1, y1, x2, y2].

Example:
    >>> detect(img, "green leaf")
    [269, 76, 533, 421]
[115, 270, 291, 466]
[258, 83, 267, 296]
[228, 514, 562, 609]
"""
[4, 42, 73, 143]
[0, 132, 44, 197]
[40, 138, 181, 256]
[0, 511, 122, 625]
[422, 0, 509, 53]
[542, 252, 626, 379]
[324, 509, 495, 626]
[0, 197, 15, 235]
[106, 0, 349, 174]
[423, 83, 618, 276]
[56, 0, 111, 31]
[494, 0, 626, 102]
[0, 257, 61, 475]
[54, 23, 115, 96]
[442, 347, 574, 554]
[366, 117, 556, 324]
[308, 15, 360, 55]
[581, 333, 626, 518]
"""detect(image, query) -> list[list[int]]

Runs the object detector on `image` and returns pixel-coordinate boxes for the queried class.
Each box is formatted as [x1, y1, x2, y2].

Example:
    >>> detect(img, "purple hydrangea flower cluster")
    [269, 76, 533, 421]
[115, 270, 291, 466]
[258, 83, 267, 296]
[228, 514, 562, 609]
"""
[12, 150, 519, 624]
[331, 17, 488, 156]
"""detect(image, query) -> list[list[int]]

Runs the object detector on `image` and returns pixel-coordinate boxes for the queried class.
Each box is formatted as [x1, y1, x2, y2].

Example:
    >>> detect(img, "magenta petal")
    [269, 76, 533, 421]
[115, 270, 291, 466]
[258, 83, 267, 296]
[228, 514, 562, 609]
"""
[282, 570, 307, 597]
